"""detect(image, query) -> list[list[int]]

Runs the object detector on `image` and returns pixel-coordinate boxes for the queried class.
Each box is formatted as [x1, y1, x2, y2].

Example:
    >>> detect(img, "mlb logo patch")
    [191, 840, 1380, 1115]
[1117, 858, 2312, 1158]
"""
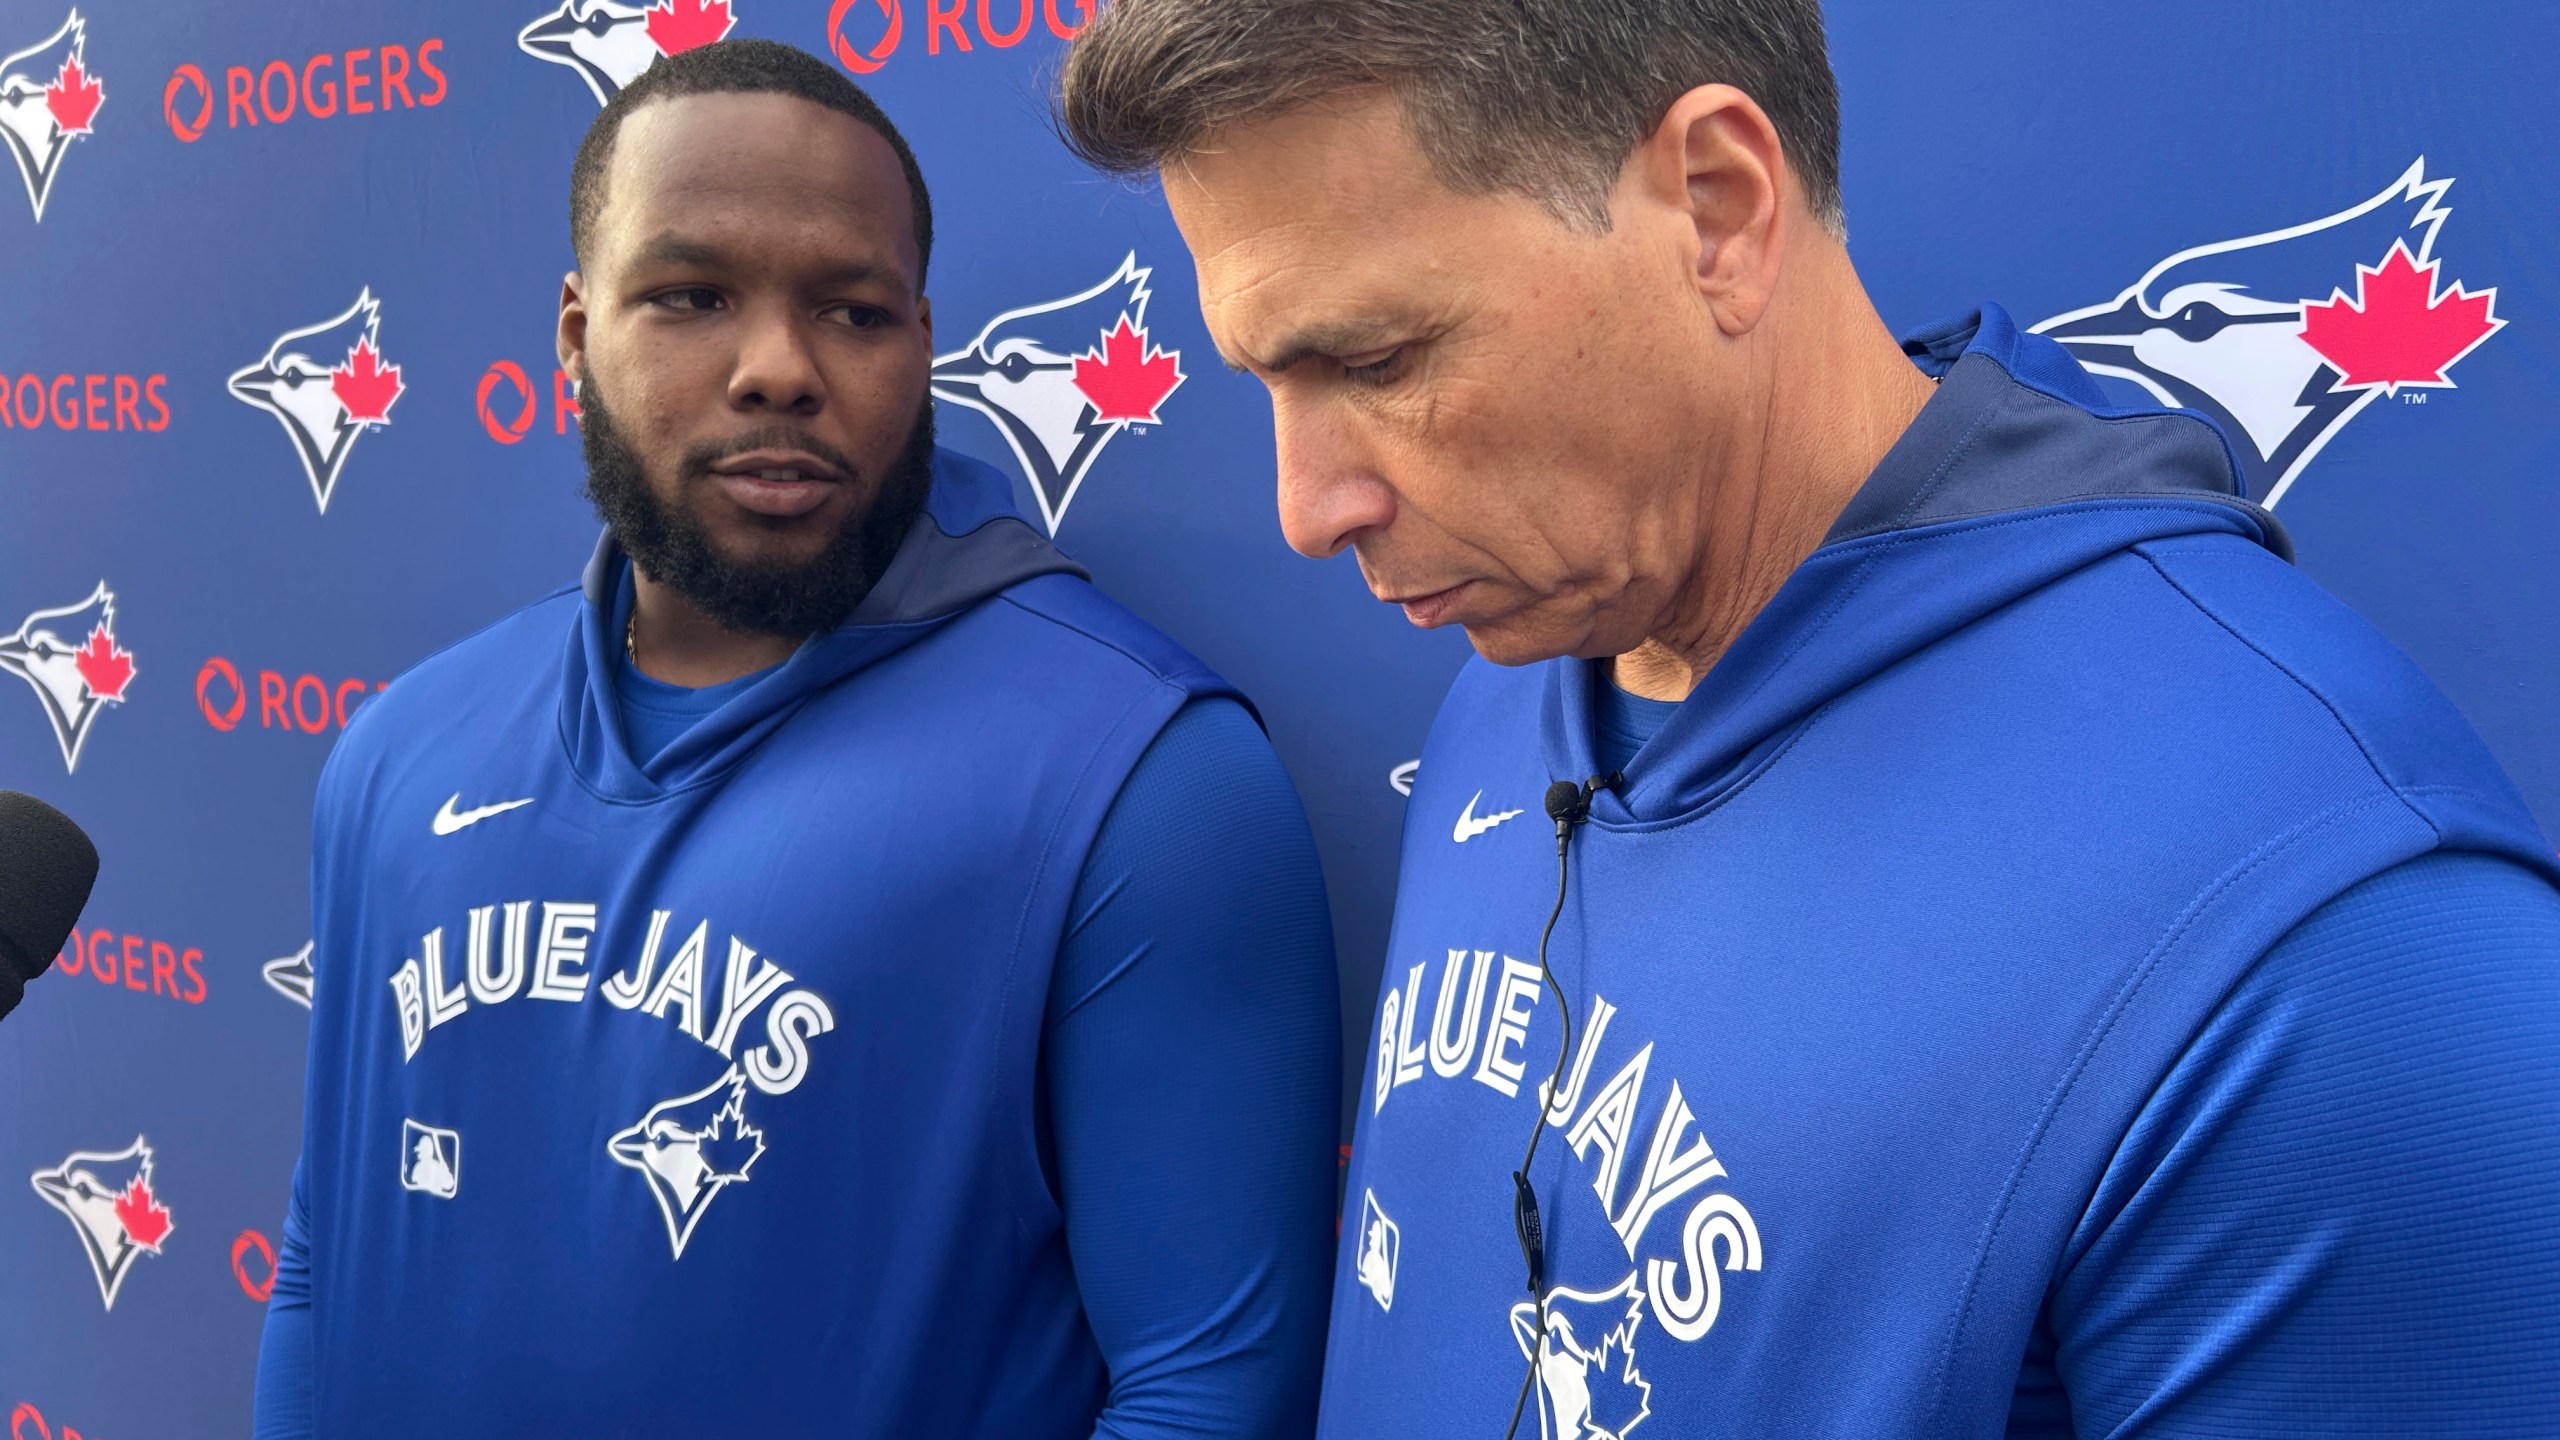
[1355, 1189, 1400, 1312]
[400, 1119, 461, 1199]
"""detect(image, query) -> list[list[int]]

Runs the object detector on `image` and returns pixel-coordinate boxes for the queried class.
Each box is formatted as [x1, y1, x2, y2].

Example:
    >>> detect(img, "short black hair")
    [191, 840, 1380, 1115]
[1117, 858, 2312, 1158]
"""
[569, 38, 934, 285]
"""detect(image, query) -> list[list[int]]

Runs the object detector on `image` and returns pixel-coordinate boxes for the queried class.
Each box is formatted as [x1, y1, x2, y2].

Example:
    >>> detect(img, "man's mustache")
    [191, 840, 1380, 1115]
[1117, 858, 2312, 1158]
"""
[678, 427, 864, 485]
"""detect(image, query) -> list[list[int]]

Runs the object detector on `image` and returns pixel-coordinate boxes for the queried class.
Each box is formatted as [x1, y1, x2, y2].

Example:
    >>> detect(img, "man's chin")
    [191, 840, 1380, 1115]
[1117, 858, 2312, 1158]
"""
[689, 507, 856, 565]
[1462, 628, 1565, 668]
[1453, 608, 1572, 669]
[699, 528, 842, 572]
[1448, 596, 1638, 670]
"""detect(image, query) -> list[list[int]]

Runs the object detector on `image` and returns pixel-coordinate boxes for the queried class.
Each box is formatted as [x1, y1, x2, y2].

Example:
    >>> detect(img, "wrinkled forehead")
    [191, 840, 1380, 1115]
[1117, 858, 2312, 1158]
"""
[596, 90, 918, 288]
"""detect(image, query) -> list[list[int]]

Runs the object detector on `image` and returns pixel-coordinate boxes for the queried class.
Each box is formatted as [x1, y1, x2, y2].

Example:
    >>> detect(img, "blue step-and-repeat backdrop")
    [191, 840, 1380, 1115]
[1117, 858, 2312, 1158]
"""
[2, 0, 2553, 1429]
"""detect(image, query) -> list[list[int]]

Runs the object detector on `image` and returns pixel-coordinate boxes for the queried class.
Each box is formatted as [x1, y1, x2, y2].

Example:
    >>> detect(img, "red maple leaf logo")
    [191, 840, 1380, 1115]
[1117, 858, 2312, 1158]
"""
[45, 53, 102, 136]
[332, 338, 405, 425]
[2299, 241, 2503, 393]
[646, 0, 737, 57]
[73, 622, 132, 702]
[1072, 317, 1185, 424]
[114, 1176, 172, 1252]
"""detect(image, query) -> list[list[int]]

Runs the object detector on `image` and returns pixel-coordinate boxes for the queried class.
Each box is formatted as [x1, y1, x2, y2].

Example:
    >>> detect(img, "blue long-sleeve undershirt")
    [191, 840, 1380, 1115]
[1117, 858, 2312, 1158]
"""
[257, 684, 1341, 1439]
[1595, 676, 2560, 1434]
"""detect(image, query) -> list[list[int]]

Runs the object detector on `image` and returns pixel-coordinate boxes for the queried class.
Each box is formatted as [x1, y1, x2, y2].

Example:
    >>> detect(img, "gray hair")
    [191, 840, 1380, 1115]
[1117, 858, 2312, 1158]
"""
[1055, 0, 1843, 236]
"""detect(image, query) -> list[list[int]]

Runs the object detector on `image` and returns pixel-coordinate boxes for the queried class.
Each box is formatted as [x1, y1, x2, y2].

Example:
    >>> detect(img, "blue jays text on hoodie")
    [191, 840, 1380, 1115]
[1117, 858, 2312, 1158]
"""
[1316, 307, 2560, 1438]
[273, 451, 1319, 1434]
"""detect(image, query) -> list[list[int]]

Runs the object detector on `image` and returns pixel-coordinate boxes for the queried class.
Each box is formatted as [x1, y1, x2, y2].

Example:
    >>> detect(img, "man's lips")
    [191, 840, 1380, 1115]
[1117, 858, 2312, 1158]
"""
[1380, 580, 1474, 628]
[706, 450, 846, 519]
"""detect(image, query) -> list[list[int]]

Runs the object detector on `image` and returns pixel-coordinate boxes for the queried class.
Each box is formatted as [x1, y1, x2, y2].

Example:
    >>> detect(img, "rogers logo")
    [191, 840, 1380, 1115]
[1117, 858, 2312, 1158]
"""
[475, 360, 582, 444]
[195, 657, 386, 734]
[55, 925, 207, 1006]
[825, 0, 1090, 76]
[0, 371, 168, 432]
[231, 1228, 277, 1302]
[162, 37, 445, 143]
[10, 1402, 101, 1440]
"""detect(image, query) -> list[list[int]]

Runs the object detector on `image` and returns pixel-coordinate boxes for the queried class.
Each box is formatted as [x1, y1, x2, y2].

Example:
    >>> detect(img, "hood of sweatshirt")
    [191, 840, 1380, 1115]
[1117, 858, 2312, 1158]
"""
[561, 445, 1084, 800]
[1550, 303, 2290, 825]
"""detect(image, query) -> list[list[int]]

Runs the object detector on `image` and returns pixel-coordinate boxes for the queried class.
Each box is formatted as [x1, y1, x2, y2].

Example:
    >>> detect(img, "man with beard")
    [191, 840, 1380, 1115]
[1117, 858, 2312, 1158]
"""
[253, 40, 1338, 1438]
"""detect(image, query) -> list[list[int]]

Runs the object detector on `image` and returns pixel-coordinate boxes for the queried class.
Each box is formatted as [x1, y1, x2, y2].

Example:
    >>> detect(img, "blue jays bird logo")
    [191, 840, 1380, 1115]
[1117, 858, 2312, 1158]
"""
[2035, 159, 2503, 508]
[229, 290, 407, 515]
[517, 0, 736, 107]
[1510, 1276, 1655, 1440]
[609, 1066, 768, 1259]
[932, 253, 1187, 534]
[264, 940, 315, 1008]
[1, 581, 132, 773]
[0, 9, 102, 223]
[31, 1136, 173, 1311]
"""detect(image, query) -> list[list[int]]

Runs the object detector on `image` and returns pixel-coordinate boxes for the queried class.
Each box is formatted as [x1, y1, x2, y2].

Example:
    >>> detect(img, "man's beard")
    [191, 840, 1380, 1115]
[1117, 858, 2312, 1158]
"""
[579, 373, 937, 639]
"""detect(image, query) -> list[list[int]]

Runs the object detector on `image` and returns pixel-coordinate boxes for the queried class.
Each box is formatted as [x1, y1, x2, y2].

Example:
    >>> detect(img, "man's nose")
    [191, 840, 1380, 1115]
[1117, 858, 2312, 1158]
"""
[1273, 399, 1394, 560]
[728, 307, 824, 416]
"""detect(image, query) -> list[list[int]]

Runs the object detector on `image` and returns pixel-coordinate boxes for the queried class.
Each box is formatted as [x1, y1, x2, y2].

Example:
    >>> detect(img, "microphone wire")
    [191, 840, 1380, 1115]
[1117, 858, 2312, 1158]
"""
[1504, 772, 1617, 1440]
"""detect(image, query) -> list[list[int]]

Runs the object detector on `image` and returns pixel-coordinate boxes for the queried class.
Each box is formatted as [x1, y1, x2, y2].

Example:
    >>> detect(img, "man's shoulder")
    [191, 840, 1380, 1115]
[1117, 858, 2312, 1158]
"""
[982, 569, 1233, 703]
[2120, 533, 2528, 816]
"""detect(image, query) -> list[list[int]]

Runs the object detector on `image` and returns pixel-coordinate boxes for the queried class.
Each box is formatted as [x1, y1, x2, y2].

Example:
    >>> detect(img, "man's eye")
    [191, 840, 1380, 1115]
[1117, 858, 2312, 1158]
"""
[1341, 348, 1407, 388]
[653, 287, 723, 312]
[828, 304, 893, 329]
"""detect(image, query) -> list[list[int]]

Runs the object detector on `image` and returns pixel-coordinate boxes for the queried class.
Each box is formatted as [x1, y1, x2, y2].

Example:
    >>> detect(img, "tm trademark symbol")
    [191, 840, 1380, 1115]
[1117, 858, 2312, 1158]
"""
[2402, 392, 2429, 405]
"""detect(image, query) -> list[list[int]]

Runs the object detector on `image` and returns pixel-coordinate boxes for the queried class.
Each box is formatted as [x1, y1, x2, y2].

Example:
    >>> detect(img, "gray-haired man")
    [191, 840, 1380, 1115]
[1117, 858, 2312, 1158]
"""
[1061, 4, 2560, 1438]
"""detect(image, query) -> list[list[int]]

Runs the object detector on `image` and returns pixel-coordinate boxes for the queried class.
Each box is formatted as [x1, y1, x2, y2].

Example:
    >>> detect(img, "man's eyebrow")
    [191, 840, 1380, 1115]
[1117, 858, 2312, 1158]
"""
[1246, 320, 1405, 375]
[809, 259, 907, 291]
[630, 232, 732, 269]
[627, 233, 910, 292]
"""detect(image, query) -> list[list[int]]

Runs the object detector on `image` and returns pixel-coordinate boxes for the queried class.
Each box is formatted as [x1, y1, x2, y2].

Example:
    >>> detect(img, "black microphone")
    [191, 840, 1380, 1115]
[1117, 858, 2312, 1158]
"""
[1536, 778, 1576, 825]
[1543, 778, 1592, 832]
[0, 791, 100, 1024]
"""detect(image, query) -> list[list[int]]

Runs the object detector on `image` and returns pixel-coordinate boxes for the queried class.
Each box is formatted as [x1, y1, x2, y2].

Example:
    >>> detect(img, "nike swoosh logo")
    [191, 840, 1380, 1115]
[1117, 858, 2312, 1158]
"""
[1453, 790, 1525, 843]
[432, 794, 534, 836]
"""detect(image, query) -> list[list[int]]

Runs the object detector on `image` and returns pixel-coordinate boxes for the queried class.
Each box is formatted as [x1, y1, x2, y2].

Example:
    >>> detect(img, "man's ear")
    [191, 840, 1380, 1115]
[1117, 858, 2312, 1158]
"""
[1632, 84, 1790, 337]
[557, 270, 588, 379]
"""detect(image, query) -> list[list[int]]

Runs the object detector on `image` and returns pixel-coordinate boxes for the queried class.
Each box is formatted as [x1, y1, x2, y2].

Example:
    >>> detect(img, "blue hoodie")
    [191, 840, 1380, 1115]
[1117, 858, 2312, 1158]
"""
[285, 451, 1269, 1434]
[1316, 308, 2560, 1438]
